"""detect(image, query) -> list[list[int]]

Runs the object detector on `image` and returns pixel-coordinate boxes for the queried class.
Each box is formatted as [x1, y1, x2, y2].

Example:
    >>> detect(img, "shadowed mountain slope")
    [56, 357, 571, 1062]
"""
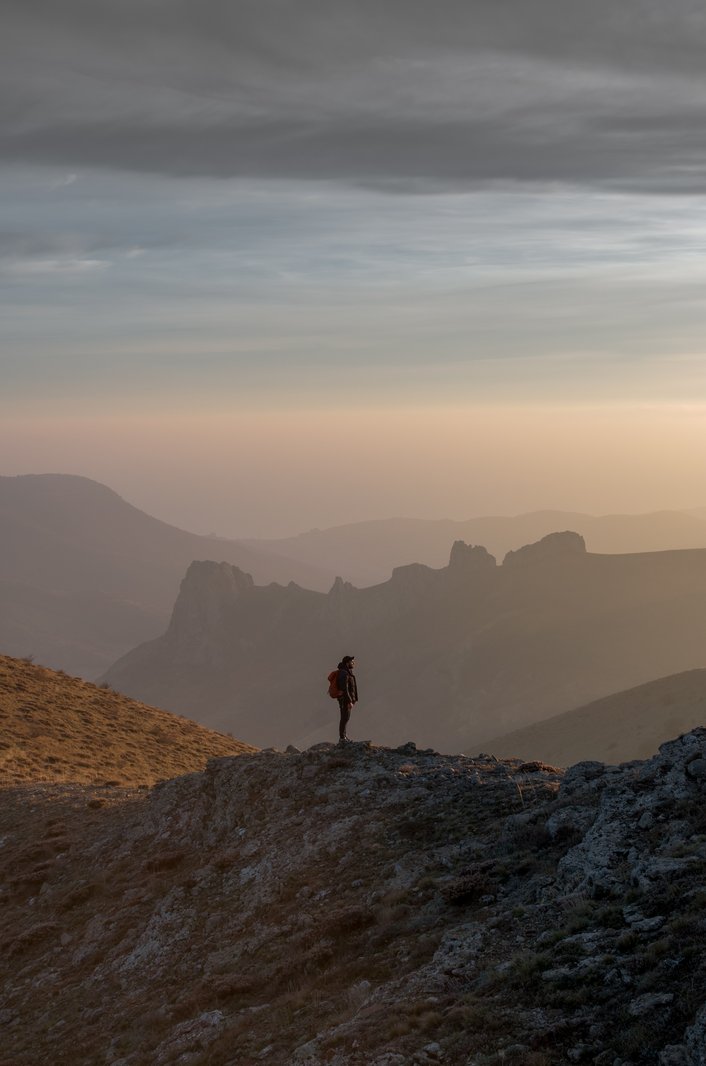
[486, 669, 706, 766]
[245, 508, 706, 586]
[5, 731, 706, 1063]
[0, 474, 334, 676]
[0, 654, 255, 786]
[103, 533, 706, 752]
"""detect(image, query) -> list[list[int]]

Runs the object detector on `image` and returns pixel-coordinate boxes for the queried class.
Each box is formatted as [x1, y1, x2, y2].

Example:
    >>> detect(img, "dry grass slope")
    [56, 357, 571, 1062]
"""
[0, 654, 255, 786]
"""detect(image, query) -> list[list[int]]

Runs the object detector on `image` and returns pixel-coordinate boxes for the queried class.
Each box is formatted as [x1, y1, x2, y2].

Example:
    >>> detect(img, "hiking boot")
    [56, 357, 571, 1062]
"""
[338, 735, 350, 745]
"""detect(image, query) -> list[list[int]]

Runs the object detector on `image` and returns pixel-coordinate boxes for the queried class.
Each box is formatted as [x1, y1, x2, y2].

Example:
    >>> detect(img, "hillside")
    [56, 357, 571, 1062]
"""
[0, 474, 334, 676]
[486, 668, 706, 766]
[3, 730, 706, 1063]
[104, 532, 706, 752]
[0, 654, 255, 786]
[245, 508, 706, 586]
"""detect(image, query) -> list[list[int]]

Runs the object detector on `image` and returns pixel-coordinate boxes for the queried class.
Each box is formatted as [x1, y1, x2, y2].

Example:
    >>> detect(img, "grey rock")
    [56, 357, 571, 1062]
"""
[622, 907, 665, 933]
[686, 759, 706, 781]
[421, 1042, 443, 1059]
[633, 915, 666, 932]
[567, 1045, 593, 1063]
[659, 1047, 692, 1066]
[562, 759, 606, 784]
[685, 1001, 706, 1065]
[628, 992, 674, 1017]
[546, 805, 597, 840]
[592, 1053, 615, 1066]
[396, 741, 418, 754]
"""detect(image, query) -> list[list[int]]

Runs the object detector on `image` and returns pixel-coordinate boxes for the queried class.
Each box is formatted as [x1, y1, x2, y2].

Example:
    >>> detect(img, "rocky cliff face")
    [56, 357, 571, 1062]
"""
[103, 533, 706, 753]
[165, 562, 255, 666]
[502, 530, 587, 568]
[4, 731, 706, 1064]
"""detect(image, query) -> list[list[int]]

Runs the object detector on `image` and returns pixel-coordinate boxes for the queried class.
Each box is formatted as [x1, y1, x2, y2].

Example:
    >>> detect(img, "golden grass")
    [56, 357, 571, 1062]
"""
[0, 654, 256, 786]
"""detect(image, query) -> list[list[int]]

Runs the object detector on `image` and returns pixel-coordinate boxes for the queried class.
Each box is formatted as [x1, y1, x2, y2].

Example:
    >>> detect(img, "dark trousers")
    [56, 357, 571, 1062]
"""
[338, 698, 352, 739]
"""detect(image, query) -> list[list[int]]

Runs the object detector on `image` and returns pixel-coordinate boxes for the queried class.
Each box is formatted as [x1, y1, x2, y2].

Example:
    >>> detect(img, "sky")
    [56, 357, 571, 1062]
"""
[3, 0, 706, 536]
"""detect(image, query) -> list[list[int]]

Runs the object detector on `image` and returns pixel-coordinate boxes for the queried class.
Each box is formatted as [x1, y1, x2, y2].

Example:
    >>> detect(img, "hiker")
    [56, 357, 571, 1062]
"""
[334, 655, 358, 744]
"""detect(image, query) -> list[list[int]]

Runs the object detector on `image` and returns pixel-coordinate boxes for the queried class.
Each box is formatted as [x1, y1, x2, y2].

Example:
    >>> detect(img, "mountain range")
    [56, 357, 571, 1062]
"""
[6, 471, 706, 707]
[103, 531, 706, 753]
[0, 474, 334, 676]
[244, 507, 706, 586]
[6, 475, 706, 682]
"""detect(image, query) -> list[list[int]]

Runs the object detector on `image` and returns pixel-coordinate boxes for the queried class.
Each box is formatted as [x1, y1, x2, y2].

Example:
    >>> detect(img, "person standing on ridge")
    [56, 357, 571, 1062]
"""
[336, 655, 358, 744]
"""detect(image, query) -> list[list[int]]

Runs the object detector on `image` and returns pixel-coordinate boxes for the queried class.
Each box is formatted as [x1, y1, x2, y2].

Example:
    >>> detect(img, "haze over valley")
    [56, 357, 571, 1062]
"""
[99, 527, 706, 758]
[8, 473, 706, 753]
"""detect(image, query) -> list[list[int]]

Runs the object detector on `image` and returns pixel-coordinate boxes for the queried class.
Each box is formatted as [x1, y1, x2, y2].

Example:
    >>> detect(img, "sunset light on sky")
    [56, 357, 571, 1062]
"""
[4, 1, 706, 534]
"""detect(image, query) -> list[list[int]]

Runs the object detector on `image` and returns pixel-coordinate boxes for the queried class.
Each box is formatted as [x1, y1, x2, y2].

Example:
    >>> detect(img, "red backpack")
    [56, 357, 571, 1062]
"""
[327, 670, 342, 698]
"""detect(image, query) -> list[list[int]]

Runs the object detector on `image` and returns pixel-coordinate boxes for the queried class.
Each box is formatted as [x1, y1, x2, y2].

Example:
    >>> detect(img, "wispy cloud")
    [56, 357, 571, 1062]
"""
[5, 257, 108, 276]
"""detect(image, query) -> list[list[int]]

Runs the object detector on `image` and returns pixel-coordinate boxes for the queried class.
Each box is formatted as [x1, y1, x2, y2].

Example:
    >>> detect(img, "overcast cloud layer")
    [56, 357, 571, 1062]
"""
[4, 2, 706, 532]
[5, 0, 706, 191]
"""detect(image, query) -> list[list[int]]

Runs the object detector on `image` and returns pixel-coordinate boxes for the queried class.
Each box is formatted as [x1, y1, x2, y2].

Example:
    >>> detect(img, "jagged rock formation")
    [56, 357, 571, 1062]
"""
[104, 533, 706, 753]
[7, 474, 706, 679]
[502, 530, 587, 568]
[4, 731, 706, 1063]
[448, 540, 496, 575]
[244, 510, 706, 588]
[165, 562, 256, 667]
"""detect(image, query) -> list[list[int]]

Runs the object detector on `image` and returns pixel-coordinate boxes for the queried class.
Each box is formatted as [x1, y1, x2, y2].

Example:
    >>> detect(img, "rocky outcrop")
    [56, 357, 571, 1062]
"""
[165, 561, 255, 665]
[447, 540, 497, 576]
[103, 533, 706, 754]
[5, 730, 706, 1063]
[502, 530, 587, 568]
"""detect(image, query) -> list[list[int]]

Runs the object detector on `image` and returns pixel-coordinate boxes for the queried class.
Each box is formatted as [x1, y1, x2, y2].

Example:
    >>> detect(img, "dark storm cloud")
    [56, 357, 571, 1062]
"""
[4, 0, 706, 191]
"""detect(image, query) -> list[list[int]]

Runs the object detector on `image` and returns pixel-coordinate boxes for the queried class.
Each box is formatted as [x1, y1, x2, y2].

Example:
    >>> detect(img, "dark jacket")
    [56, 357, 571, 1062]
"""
[337, 665, 358, 704]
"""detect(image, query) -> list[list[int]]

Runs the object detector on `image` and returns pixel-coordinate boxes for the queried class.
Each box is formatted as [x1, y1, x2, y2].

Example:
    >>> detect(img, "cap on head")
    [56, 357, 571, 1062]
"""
[342, 655, 355, 665]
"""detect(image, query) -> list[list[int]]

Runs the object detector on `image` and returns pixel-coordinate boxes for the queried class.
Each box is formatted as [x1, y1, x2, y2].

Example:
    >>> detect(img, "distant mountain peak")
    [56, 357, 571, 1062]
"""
[502, 530, 587, 567]
[166, 561, 256, 665]
[448, 539, 497, 571]
[329, 574, 355, 595]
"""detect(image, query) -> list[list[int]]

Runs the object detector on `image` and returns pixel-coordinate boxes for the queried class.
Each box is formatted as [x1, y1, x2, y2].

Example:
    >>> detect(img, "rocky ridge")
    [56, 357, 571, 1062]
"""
[103, 531, 706, 753]
[4, 730, 706, 1063]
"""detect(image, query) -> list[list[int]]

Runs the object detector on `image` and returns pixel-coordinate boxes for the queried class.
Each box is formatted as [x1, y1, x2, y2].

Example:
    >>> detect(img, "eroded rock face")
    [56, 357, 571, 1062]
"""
[502, 530, 587, 568]
[166, 560, 255, 665]
[555, 730, 706, 898]
[447, 540, 497, 575]
[5, 728, 706, 1063]
[104, 531, 706, 757]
